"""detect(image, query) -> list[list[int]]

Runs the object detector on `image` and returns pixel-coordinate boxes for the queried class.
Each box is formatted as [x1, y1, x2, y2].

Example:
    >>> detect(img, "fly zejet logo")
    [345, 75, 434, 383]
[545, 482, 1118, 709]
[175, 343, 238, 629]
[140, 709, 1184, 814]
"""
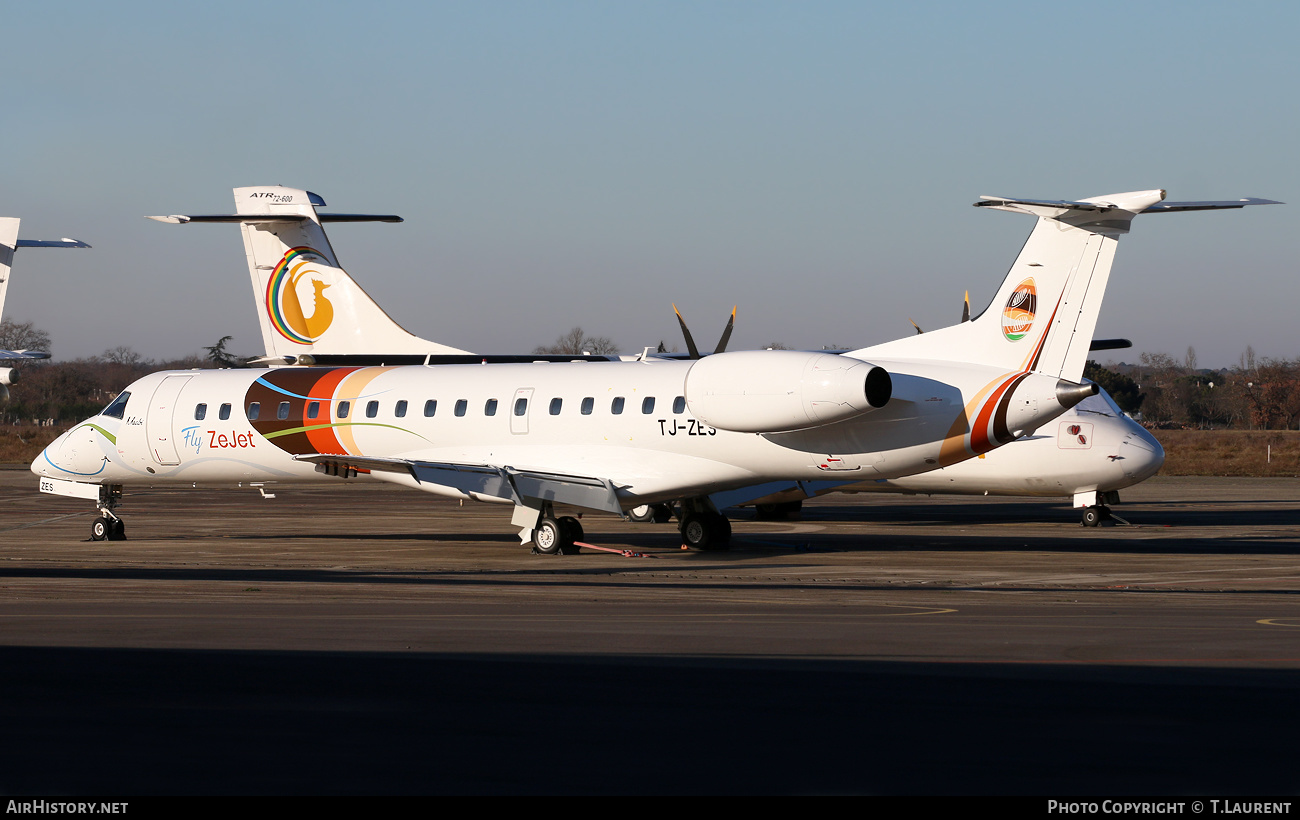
[1001, 278, 1036, 342]
[266, 247, 335, 345]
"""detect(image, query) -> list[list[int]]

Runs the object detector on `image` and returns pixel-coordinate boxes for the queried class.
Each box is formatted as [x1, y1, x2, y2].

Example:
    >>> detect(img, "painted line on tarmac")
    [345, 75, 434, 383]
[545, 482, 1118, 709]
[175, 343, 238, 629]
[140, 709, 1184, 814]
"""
[0, 511, 94, 532]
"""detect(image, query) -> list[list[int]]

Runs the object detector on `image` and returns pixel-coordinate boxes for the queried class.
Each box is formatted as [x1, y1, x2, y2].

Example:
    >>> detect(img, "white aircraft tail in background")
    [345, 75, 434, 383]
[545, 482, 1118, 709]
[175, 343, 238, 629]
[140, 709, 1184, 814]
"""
[0, 217, 91, 398]
[148, 187, 470, 364]
[858, 192, 1281, 384]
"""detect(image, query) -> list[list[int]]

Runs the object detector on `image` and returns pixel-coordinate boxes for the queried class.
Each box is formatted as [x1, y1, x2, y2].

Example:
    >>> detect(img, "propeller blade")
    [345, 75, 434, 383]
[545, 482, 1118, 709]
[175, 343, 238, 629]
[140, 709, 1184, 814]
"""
[909, 318, 924, 334]
[713, 306, 737, 354]
[673, 304, 702, 359]
[962, 290, 970, 323]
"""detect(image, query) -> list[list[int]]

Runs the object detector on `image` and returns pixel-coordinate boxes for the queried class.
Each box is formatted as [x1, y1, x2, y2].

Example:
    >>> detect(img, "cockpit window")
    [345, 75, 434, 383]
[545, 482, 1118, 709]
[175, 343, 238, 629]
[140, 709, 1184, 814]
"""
[101, 392, 130, 419]
[1074, 382, 1121, 417]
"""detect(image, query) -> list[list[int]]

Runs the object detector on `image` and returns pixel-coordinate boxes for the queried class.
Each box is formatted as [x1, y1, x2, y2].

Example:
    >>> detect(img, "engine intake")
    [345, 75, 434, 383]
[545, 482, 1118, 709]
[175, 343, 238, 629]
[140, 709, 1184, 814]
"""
[684, 351, 891, 434]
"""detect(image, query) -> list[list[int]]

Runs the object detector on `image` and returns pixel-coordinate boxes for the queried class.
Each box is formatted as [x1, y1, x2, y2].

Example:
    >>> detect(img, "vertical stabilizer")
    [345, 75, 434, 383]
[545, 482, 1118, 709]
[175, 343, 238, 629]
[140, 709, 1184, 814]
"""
[0, 218, 18, 322]
[148, 186, 470, 361]
[856, 190, 1166, 382]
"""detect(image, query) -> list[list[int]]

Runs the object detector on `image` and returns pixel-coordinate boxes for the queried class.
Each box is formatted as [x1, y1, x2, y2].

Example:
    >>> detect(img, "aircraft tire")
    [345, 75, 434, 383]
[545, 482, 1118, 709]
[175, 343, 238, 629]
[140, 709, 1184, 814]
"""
[109, 519, 126, 541]
[533, 517, 569, 555]
[681, 512, 730, 551]
[558, 516, 583, 553]
[627, 505, 655, 523]
[90, 518, 109, 541]
[1082, 506, 1102, 528]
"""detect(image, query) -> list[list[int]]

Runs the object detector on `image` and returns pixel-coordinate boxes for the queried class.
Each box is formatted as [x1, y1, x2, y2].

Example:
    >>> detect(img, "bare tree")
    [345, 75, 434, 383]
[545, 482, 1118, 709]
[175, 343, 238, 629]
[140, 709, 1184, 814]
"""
[100, 346, 148, 367]
[534, 327, 619, 355]
[0, 319, 51, 353]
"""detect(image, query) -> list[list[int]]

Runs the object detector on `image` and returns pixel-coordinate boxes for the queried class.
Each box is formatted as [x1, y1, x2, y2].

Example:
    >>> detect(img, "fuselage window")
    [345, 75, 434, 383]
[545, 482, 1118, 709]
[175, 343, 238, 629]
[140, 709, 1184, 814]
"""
[673, 396, 686, 414]
[642, 397, 655, 414]
[485, 399, 498, 416]
[219, 403, 231, 421]
[366, 400, 379, 419]
[277, 402, 291, 421]
[307, 401, 320, 420]
[611, 397, 625, 415]
[455, 399, 467, 417]
[581, 397, 594, 415]
[395, 400, 408, 418]
[549, 398, 562, 415]
[424, 399, 437, 417]
[101, 392, 130, 419]
[247, 402, 260, 421]
[338, 401, 350, 419]
[514, 398, 528, 416]
[194, 403, 207, 421]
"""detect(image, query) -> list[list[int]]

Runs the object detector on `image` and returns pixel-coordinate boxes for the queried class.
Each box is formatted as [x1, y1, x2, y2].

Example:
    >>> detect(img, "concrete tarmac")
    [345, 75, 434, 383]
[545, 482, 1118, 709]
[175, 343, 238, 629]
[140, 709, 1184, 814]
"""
[1, 469, 1297, 794]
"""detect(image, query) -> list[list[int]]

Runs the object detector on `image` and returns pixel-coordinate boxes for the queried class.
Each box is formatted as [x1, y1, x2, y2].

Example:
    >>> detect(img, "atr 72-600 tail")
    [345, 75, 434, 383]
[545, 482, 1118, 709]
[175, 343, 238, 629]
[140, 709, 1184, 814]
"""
[857, 191, 1280, 384]
[148, 186, 469, 363]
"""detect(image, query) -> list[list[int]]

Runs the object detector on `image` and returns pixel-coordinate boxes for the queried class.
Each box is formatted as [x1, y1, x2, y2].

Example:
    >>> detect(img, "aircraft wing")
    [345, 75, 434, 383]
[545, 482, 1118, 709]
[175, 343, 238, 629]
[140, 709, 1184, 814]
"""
[292, 454, 625, 514]
[0, 349, 50, 360]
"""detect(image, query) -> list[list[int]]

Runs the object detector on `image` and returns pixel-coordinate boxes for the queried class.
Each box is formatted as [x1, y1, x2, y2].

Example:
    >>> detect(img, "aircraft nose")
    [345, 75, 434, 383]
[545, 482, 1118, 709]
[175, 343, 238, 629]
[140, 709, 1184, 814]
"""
[1117, 426, 1165, 481]
[31, 426, 107, 478]
[31, 431, 69, 476]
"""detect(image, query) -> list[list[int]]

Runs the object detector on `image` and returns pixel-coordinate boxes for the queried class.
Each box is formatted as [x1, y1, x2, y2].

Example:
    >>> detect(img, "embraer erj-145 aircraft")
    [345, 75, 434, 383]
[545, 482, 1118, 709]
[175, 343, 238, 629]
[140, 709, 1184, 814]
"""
[34, 189, 1275, 551]
[0, 218, 90, 400]
[160, 186, 1163, 526]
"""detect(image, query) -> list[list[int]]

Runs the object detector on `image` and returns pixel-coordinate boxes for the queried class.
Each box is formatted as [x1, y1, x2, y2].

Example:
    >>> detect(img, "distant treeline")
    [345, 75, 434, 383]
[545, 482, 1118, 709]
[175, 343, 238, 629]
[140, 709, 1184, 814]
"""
[3, 317, 1297, 432]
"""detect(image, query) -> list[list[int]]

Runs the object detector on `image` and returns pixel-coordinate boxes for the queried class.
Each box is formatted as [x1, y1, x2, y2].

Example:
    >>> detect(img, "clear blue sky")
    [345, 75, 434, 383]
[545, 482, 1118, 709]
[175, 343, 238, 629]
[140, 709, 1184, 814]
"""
[4, 1, 1295, 368]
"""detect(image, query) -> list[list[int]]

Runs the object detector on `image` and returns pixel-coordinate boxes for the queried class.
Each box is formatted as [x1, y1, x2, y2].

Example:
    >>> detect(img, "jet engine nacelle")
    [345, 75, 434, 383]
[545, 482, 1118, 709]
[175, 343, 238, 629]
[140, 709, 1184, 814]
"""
[684, 350, 891, 434]
[0, 367, 17, 387]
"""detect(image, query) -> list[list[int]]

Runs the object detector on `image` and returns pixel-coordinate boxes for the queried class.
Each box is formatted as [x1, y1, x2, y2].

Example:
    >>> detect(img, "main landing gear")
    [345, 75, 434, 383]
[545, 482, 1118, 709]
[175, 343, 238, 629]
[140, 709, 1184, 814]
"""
[90, 485, 126, 541]
[518, 501, 584, 555]
[677, 498, 731, 550]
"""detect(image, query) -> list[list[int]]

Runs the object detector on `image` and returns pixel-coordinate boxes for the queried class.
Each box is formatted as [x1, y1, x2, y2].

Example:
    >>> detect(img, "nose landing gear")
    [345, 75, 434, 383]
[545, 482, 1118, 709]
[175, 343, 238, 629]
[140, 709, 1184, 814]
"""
[90, 484, 126, 541]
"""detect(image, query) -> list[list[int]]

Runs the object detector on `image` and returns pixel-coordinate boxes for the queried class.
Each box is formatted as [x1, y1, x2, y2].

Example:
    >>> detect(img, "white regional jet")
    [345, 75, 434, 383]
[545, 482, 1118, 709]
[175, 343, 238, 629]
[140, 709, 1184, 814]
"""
[158, 186, 1162, 527]
[33, 189, 1274, 551]
[0, 218, 91, 399]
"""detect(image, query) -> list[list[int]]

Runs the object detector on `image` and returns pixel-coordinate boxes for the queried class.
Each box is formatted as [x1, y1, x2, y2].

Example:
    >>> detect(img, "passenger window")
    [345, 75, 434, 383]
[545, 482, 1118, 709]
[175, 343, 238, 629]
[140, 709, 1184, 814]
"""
[514, 398, 528, 416]
[219, 403, 231, 421]
[247, 402, 260, 421]
[642, 397, 655, 414]
[581, 397, 594, 416]
[455, 399, 467, 417]
[277, 402, 291, 420]
[194, 403, 207, 421]
[485, 399, 498, 416]
[366, 400, 379, 419]
[307, 401, 320, 420]
[424, 399, 437, 417]
[673, 396, 686, 414]
[337, 401, 350, 419]
[101, 392, 131, 420]
[611, 397, 625, 415]
[549, 398, 562, 415]
[395, 400, 408, 418]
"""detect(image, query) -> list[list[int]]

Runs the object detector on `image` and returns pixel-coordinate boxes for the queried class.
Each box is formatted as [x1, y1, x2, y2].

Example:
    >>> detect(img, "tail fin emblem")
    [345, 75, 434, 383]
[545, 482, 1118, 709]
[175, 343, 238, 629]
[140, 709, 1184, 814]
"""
[266, 247, 334, 344]
[1001, 278, 1037, 342]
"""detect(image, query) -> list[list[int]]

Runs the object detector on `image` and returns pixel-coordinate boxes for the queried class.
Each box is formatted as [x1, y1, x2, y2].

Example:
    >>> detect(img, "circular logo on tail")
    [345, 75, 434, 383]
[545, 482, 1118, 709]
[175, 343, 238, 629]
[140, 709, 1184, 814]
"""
[266, 247, 335, 344]
[1001, 278, 1037, 342]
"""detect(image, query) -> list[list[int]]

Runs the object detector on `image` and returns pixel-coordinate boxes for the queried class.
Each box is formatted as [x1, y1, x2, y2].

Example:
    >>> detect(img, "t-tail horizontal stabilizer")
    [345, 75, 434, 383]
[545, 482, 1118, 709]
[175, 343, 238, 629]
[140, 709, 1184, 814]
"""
[147, 186, 470, 362]
[856, 190, 1280, 384]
